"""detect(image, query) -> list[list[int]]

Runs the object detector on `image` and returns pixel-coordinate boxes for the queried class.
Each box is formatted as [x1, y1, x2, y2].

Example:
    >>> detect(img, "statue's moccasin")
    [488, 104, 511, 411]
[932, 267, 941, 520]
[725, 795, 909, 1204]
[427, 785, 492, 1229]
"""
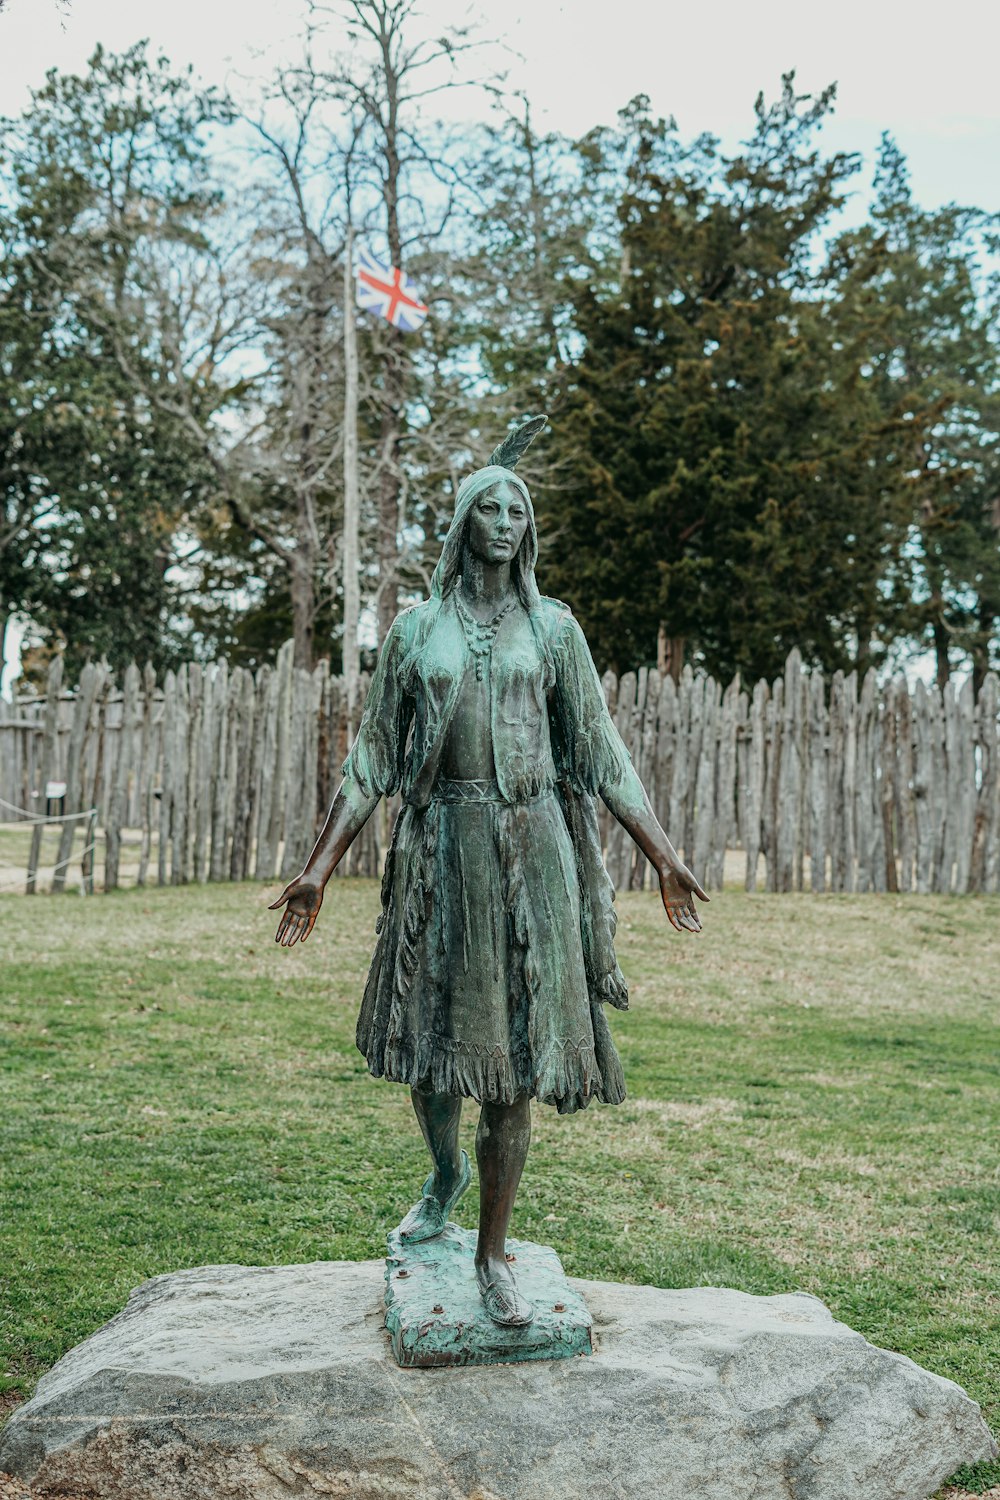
[397, 1150, 471, 1243]
[475, 1263, 535, 1328]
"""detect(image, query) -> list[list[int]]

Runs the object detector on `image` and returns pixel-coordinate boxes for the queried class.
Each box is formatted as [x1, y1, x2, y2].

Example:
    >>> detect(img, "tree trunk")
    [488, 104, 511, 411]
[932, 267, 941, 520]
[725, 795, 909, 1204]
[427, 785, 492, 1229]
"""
[854, 614, 875, 677]
[290, 552, 316, 672]
[932, 610, 950, 689]
[971, 597, 996, 698]
[290, 252, 330, 674]
[0, 607, 9, 694]
[658, 625, 685, 682]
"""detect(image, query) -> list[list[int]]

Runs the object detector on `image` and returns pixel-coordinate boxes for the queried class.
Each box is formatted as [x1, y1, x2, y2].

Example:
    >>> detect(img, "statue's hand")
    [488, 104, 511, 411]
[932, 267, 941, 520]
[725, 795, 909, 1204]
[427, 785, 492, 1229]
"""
[657, 859, 708, 933]
[269, 876, 324, 947]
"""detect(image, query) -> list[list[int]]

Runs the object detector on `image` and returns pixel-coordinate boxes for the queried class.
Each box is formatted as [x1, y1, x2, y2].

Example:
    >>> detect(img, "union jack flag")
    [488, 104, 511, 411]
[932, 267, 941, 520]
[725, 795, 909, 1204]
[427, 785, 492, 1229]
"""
[355, 245, 429, 333]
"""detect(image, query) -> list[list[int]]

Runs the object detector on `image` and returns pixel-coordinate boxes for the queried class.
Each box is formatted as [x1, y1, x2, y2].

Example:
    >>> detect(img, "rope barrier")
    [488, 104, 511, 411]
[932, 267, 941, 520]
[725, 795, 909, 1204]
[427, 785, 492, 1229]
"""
[0, 837, 98, 894]
[0, 794, 98, 825]
[50, 837, 99, 877]
[0, 795, 100, 894]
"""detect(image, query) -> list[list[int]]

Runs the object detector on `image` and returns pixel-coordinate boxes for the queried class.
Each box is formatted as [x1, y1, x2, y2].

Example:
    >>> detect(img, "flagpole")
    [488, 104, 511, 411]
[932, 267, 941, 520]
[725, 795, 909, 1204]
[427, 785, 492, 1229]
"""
[342, 223, 361, 721]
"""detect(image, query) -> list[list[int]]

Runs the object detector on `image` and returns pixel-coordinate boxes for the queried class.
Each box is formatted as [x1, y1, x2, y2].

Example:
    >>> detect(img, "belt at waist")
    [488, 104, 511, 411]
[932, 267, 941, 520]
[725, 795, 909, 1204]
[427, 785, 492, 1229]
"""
[428, 777, 554, 805]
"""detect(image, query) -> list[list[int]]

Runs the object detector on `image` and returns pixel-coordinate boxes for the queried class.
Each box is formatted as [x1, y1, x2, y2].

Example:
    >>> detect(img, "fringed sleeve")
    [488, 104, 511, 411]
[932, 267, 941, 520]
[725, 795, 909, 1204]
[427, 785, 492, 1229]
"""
[341, 613, 414, 799]
[550, 611, 637, 801]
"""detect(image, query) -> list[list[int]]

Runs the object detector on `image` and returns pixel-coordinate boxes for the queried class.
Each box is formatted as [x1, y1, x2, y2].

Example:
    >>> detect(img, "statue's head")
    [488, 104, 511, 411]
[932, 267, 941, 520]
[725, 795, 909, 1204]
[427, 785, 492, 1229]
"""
[430, 463, 541, 609]
[431, 417, 548, 609]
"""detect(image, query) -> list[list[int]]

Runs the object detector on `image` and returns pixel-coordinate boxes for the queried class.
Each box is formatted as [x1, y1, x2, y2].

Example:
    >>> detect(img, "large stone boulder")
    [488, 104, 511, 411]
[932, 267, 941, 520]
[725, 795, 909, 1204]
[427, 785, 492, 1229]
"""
[0, 1258, 994, 1499]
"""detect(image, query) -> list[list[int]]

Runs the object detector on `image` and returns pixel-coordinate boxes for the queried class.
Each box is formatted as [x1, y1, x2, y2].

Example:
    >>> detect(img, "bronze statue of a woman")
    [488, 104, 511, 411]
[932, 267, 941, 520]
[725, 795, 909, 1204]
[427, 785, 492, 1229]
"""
[271, 417, 707, 1330]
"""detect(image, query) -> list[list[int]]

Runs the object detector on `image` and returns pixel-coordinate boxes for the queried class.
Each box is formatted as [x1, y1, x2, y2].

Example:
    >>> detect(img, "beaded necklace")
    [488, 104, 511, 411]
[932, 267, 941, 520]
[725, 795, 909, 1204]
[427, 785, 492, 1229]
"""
[454, 591, 516, 681]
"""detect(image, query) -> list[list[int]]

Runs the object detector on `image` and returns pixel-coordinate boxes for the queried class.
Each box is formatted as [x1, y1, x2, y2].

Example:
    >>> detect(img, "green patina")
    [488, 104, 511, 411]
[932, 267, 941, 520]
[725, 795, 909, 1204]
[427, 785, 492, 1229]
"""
[346, 478, 637, 1115]
[273, 418, 705, 1341]
[384, 1224, 593, 1369]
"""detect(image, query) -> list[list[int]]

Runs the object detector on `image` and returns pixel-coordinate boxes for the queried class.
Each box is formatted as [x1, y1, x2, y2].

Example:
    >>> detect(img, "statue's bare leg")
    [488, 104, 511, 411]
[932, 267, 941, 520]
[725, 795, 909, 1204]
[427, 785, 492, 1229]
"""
[397, 1088, 470, 1244]
[410, 1087, 463, 1198]
[474, 1094, 534, 1324]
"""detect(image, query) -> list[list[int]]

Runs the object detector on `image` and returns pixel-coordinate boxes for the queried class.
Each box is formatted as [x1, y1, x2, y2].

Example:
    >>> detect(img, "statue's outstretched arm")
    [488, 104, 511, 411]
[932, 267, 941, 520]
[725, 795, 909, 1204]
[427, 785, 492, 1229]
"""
[272, 613, 412, 948]
[600, 775, 708, 934]
[550, 609, 707, 933]
[270, 776, 380, 947]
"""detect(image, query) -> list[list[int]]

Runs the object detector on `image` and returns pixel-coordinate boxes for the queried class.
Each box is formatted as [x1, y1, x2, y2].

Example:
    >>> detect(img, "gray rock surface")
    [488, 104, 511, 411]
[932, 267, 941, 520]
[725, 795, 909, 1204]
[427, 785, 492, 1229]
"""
[0, 1259, 994, 1500]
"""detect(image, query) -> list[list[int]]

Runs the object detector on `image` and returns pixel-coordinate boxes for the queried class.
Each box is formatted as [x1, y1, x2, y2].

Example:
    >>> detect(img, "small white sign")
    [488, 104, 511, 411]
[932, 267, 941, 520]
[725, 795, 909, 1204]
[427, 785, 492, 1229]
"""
[45, 781, 67, 799]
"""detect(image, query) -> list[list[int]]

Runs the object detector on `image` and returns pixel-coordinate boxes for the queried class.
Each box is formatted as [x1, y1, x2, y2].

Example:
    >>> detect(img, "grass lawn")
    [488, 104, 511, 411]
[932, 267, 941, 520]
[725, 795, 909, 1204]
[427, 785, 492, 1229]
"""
[1, 881, 998, 1495]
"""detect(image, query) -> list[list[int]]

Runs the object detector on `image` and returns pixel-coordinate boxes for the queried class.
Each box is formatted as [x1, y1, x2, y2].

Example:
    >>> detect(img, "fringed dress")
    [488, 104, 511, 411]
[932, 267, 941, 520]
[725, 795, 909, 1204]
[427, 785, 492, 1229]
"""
[346, 594, 643, 1115]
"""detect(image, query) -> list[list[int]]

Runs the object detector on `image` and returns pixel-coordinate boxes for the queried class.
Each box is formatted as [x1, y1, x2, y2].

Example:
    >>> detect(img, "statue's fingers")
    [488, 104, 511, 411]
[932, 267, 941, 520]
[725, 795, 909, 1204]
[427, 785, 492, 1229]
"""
[268, 890, 290, 910]
[691, 878, 710, 903]
[662, 900, 682, 932]
[275, 913, 291, 944]
[285, 914, 305, 948]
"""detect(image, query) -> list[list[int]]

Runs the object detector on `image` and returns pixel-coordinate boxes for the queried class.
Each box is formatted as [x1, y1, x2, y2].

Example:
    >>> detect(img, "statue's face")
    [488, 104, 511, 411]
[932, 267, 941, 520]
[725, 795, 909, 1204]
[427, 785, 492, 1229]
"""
[465, 479, 529, 567]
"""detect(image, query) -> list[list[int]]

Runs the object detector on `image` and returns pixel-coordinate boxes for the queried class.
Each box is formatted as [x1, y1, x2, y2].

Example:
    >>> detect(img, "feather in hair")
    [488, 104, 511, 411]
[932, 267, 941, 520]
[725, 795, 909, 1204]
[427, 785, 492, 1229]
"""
[488, 413, 547, 472]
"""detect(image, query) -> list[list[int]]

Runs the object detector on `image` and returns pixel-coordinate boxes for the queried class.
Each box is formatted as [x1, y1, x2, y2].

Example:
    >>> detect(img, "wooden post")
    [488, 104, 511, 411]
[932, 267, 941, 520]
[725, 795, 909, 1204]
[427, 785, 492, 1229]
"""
[734, 687, 749, 863]
[217, 666, 243, 881]
[51, 663, 102, 894]
[185, 662, 203, 883]
[692, 678, 719, 888]
[953, 677, 976, 894]
[894, 679, 916, 893]
[668, 670, 691, 870]
[26, 657, 64, 894]
[935, 684, 953, 888]
[762, 677, 782, 893]
[710, 677, 739, 891]
[912, 680, 933, 894]
[171, 665, 190, 885]
[855, 669, 878, 893]
[230, 666, 260, 882]
[744, 680, 767, 892]
[254, 655, 283, 882]
[807, 670, 828, 893]
[939, 680, 958, 893]
[657, 673, 678, 857]
[137, 666, 158, 888]
[105, 662, 140, 892]
[281, 665, 312, 880]
[683, 667, 703, 867]
[880, 687, 899, 893]
[972, 674, 999, 893]
[776, 650, 801, 893]
[208, 660, 231, 882]
[841, 672, 858, 893]
[192, 662, 212, 883]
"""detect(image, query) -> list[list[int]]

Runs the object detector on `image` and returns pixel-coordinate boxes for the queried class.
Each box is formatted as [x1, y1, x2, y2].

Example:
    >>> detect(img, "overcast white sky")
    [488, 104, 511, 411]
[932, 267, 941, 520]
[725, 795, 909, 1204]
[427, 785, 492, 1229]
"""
[0, 0, 998, 212]
[1, 0, 997, 692]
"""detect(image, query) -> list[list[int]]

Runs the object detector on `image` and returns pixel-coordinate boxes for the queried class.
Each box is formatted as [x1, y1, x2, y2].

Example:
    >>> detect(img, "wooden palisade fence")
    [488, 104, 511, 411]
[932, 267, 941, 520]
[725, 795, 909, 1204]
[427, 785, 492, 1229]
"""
[0, 645, 997, 896]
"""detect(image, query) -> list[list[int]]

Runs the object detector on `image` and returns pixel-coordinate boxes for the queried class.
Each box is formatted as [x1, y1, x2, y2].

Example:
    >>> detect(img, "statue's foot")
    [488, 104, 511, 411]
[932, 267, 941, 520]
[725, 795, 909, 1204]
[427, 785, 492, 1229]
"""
[475, 1259, 535, 1328]
[398, 1150, 472, 1244]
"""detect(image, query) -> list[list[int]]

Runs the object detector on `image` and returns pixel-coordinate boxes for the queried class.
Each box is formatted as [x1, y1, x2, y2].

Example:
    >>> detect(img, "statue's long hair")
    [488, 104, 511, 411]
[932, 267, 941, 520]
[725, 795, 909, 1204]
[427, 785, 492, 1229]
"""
[429, 465, 541, 610]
